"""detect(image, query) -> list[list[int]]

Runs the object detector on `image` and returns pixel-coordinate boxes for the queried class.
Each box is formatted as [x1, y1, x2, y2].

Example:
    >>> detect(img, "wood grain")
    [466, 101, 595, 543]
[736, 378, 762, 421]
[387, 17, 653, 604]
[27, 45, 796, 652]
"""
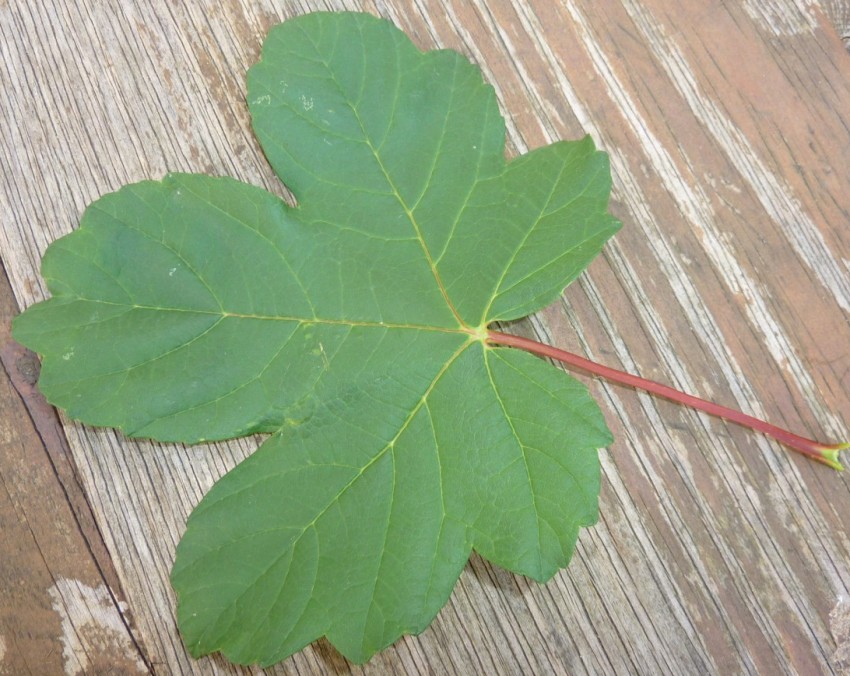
[2, 0, 850, 673]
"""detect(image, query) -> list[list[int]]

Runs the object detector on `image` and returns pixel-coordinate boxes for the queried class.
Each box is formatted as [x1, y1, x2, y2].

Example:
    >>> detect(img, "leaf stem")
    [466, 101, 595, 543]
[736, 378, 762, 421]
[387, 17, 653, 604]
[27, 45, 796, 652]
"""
[486, 330, 846, 470]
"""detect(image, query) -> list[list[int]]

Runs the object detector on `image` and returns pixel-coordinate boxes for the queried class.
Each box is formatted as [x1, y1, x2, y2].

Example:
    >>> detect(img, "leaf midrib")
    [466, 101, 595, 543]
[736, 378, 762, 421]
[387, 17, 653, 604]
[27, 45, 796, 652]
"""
[55, 296, 471, 335]
[307, 45, 467, 329]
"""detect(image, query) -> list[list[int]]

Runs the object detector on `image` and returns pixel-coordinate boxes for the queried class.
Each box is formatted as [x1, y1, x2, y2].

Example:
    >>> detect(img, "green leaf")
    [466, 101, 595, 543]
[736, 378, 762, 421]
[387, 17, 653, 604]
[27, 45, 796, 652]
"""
[13, 10, 619, 666]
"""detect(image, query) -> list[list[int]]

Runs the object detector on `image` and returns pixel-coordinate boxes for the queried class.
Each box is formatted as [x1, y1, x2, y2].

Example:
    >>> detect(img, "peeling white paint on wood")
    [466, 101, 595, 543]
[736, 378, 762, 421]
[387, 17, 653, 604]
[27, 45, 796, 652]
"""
[624, 0, 850, 317]
[743, 0, 819, 36]
[47, 578, 146, 675]
[830, 596, 850, 672]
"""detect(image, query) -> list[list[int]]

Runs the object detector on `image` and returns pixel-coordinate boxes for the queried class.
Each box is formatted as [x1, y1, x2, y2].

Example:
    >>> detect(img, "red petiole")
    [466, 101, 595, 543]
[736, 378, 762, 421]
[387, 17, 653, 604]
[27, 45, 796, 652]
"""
[487, 330, 848, 471]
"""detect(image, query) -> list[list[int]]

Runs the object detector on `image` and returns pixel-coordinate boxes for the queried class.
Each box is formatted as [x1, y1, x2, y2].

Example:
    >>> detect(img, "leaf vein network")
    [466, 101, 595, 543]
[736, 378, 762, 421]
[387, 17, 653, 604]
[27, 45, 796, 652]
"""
[307, 50, 466, 327]
[181, 340, 473, 644]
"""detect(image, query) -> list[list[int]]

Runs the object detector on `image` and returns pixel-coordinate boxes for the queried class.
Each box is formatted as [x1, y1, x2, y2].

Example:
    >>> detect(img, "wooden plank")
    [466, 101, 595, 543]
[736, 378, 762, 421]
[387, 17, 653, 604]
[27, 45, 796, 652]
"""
[2, 0, 850, 672]
[0, 268, 148, 672]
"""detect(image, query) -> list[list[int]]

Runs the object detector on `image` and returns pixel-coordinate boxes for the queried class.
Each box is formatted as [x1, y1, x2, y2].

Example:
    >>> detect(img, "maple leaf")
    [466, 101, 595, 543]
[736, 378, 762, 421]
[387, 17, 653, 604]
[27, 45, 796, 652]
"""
[13, 10, 618, 665]
[13, 7, 850, 668]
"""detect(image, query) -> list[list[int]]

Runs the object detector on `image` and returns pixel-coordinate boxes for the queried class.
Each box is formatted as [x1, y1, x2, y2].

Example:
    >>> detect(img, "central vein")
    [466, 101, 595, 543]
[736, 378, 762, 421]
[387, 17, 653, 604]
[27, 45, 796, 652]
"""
[328, 79, 465, 328]
[361, 134, 465, 327]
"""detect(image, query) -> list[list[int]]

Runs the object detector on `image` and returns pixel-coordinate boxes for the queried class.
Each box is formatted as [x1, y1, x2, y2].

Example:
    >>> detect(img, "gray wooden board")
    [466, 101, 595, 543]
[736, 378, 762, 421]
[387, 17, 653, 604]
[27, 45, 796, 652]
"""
[2, 0, 850, 673]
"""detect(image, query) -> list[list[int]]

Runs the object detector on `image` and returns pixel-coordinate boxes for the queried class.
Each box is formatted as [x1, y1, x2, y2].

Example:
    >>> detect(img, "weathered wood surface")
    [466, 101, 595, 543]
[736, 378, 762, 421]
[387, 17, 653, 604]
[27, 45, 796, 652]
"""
[2, 0, 850, 673]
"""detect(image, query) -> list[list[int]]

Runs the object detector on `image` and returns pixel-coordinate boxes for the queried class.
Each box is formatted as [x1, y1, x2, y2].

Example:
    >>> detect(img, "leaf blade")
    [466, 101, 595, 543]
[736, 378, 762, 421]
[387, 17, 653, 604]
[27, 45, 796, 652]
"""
[13, 10, 620, 667]
[172, 342, 607, 664]
[13, 173, 468, 441]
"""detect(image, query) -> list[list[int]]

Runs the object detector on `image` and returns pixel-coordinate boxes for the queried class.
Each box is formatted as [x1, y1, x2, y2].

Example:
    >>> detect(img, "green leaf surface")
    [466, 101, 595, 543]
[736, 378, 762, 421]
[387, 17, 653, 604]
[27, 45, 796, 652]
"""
[13, 10, 619, 666]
